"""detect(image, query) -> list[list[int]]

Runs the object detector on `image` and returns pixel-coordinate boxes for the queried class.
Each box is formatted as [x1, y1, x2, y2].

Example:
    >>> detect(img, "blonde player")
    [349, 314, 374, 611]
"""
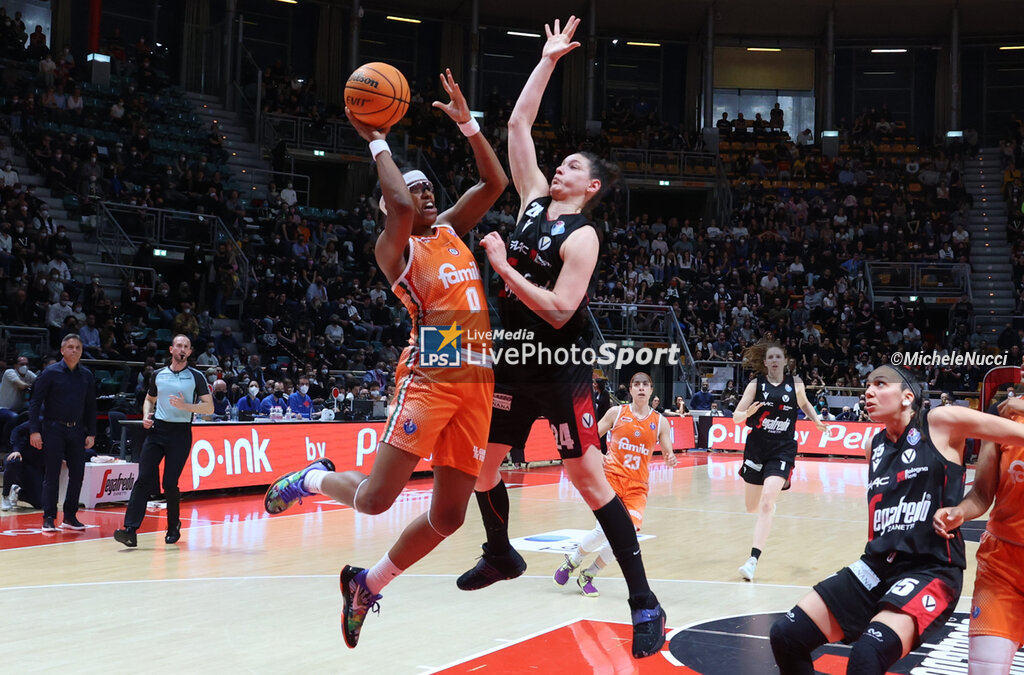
[553, 372, 677, 597]
[934, 398, 1024, 674]
[264, 69, 507, 649]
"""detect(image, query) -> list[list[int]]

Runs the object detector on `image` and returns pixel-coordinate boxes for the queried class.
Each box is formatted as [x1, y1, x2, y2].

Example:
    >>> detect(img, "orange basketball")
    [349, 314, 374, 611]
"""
[345, 62, 410, 129]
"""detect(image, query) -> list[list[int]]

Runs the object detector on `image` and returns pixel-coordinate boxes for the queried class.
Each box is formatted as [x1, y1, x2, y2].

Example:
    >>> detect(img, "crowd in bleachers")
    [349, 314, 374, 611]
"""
[3, 18, 1022, 440]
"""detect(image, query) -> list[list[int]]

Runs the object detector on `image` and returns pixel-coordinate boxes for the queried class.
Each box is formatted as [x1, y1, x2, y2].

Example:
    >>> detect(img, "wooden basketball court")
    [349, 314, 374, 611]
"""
[1, 455, 1007, 673]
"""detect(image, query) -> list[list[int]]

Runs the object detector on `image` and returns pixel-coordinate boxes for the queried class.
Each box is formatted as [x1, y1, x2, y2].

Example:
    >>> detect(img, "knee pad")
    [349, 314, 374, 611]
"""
[847, 622, 904, 675]
[770, 606, 827, 674]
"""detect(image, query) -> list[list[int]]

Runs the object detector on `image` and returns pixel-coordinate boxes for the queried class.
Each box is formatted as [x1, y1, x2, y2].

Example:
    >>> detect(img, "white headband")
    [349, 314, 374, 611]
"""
[379, 170, 431, 216]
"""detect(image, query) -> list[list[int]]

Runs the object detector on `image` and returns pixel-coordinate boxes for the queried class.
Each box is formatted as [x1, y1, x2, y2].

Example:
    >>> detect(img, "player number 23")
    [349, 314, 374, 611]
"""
[624, 454, 641, 470]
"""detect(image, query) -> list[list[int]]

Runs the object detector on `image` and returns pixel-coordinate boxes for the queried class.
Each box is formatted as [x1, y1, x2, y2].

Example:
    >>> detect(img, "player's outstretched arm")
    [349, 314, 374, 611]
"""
[596, 404, 619, 437]
[481, 225, 597, 329]
[731, 381, 758, 424]
[658, 416, 677, 467]
[794, 377, 827, 431]
[346, 109, 412, 284]
[432, 69, 508, 236]
[508, 16, 581, 213]
[934, 440, 1000, 539]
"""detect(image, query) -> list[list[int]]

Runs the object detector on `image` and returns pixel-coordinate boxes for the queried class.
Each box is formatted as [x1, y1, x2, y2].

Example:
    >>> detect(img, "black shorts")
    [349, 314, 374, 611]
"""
[488, 359, 599, 459]
[739, 438, 797, 488]
[814, 552, 963, 645]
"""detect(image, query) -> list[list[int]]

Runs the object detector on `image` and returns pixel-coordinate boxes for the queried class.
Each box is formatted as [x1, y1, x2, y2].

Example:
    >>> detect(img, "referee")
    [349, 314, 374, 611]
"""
[28, 333, 96, 532]
[114, 334, 213, 547]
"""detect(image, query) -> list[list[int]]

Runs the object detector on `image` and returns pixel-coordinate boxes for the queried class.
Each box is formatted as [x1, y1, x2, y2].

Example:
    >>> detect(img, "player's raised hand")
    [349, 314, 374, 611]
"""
[432, 69, 471, 124]
[345, 107, 389, 142]
[480, 231, 508, 270]
[542, 16, 581, 61]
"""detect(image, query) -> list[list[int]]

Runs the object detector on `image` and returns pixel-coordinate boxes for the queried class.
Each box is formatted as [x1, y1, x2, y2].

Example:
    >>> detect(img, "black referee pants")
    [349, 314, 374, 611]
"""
[124, 421, 192, 530]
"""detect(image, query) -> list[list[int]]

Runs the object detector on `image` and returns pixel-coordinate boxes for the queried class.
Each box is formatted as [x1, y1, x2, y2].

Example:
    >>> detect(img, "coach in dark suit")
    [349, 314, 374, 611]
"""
[28, 333, 96, 532]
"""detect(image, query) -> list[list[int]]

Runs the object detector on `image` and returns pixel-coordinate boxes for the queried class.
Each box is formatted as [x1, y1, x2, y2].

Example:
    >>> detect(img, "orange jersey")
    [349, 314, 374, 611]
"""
[987, 412, 1024, 546]
[392, 224, 491, 379]
[604, 404, 662, 486]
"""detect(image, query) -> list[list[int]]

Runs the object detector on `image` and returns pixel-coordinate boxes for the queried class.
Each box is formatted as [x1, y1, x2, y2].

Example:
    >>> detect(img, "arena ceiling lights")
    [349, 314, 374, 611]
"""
[999, 45, 1024, 50]
[387, 15, 422, 24]
[626, 41, 661, 47]
[747, 47, 781, 52]
[507, 31, 541, 38]
[871, 48, 908, 53]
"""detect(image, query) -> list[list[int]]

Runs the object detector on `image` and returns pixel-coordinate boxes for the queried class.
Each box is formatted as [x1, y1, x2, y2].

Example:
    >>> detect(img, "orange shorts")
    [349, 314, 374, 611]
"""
[606, 471, 648, 530]
[380, 364, 494, 477]
[969, 531, 1024, 646]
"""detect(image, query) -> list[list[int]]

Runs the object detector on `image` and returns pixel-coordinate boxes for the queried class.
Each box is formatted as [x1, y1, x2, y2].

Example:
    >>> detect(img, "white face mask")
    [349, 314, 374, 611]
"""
[299, 385, 309, 395]
[249, 386, 259, 396]
[17, 365, 28, 375]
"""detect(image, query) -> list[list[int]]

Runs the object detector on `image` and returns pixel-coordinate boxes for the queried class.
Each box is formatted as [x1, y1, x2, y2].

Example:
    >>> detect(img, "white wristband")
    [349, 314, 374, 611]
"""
[458, 117, 480, 137]
[368, 139, 391, 159]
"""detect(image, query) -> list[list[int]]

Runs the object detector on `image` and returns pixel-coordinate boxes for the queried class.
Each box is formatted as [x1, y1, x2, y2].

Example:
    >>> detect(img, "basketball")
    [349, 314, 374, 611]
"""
[345, 62, 410, 129]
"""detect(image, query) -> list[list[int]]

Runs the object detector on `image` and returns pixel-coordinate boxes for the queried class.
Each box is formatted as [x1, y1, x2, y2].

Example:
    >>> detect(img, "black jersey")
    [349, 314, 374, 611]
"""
[746, 374, 799, 443]
[498, 197, 593, 349]
[865, 414, 966, 568]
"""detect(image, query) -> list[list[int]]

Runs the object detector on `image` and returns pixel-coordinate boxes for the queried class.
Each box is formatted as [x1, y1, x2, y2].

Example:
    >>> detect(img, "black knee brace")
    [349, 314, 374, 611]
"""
[770, 606, 828, 675]
[847, 622, 904, 675]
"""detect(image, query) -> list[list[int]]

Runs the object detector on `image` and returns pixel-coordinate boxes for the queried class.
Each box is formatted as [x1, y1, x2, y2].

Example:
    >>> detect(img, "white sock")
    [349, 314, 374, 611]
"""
[302, 469, 327, 494]
[365, 553, 403, 594]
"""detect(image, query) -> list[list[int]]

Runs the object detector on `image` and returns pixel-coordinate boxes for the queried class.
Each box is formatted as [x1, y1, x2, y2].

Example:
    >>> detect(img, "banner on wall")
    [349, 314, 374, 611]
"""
[178, 414, 700, 493]
[694, 417, 882, 456]
[180, 420, 568, 492]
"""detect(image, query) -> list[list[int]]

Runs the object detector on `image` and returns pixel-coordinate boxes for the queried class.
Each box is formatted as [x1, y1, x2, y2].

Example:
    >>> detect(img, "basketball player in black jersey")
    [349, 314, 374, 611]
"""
[771, 365, 1024, 675]
[457, 16, 666, 659]
[733, 341, 827, 581]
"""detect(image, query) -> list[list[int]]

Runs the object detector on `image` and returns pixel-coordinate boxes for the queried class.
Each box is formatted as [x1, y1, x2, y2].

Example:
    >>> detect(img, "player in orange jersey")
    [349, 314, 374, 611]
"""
[263, 69, 507, 649]
[552, 372, 677, 597]
[934, 397, 1024, 674]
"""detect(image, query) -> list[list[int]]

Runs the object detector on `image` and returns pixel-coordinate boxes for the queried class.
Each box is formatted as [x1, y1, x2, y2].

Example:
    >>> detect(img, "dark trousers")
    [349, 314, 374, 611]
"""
[2, 455, 44, 507]
[123, 421, 192, 530]
[0, 408, 19, 452]
[41, 421, 86, 519]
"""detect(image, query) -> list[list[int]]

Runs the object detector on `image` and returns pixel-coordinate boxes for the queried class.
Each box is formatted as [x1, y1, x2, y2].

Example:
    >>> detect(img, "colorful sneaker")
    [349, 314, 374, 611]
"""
[456, 543, 527, 591]
[264, 458, 336, 514]
[631, 604, 667, 658]
[738, 556, 758, 581]
[577, 570, 599, 597]
[553, 554, 579, 587]
[340, 565, 382, 648]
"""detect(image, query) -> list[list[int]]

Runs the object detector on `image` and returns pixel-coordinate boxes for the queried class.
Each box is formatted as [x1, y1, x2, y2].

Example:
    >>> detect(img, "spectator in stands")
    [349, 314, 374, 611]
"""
[236, 381, 263, 420]
[244, 355, 266, 389]
[173, 302, 199, 339]
[214, 326, 241, 359]
[769, 103, 784, 132]
[690, 383, 713, 411]
[902, 322, 923, 350]
[206, 123, 227, 163]
[197, 342, 219, 367]
[0, 356, 36, 451]
[716, 112, 733, 136]
[211, 379, 229, 417]
[287, 375, 314, 419]
[280, 182, 298, 207]
[260, 381, 287, 414]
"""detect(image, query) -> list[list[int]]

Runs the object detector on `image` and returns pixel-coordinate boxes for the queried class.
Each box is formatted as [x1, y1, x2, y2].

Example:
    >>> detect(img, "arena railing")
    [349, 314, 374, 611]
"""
[100, 202, 255, 308]
[95, 201, 140, 268]
[865, 262, 972, 301]
[588, 301, 697, 398]
[232, 165, 312, 207]
[1, 325, 48, 363]
[609, 148, 720, 181]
